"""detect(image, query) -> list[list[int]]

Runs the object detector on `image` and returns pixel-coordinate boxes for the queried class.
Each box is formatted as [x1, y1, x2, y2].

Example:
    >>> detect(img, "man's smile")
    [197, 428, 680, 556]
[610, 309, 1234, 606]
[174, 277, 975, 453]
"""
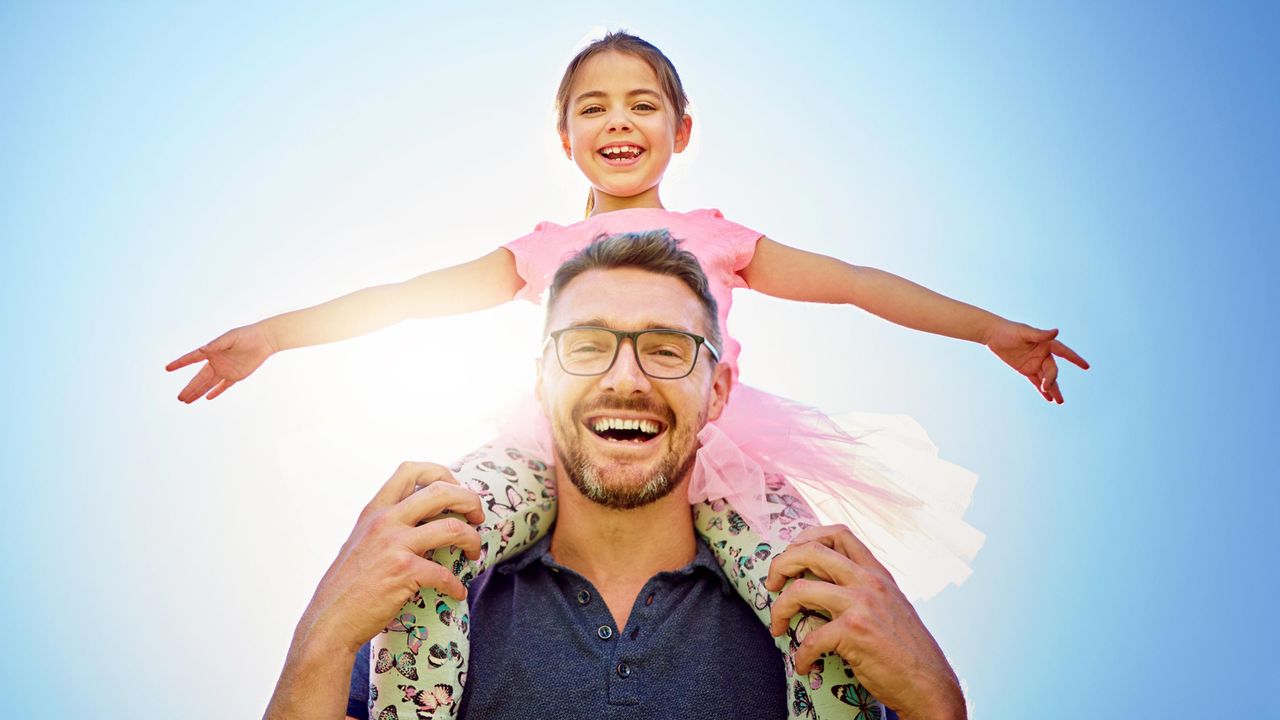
[583, 414, 667, 444]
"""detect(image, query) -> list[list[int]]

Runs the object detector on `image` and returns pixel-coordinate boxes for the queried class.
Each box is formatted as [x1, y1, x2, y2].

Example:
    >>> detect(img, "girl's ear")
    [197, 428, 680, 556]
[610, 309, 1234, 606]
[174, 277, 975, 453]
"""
[674, 114, 693, 153]
[560, 131, 573, 159]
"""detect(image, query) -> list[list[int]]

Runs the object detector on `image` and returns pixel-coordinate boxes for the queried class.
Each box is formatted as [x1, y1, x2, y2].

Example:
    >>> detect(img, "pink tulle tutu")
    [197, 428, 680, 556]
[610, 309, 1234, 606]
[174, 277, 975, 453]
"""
[497, 384, 983, 602]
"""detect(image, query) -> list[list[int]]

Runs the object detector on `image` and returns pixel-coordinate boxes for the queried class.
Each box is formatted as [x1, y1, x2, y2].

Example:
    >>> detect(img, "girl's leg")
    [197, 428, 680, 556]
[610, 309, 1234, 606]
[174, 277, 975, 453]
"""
[692, 474, 886, 720]
[368, 445, 555, 720]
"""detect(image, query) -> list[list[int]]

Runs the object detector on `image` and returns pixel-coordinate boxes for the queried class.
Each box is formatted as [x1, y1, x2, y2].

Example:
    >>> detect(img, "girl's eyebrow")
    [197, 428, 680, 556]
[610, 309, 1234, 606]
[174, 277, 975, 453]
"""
[573, 88, 662, 104]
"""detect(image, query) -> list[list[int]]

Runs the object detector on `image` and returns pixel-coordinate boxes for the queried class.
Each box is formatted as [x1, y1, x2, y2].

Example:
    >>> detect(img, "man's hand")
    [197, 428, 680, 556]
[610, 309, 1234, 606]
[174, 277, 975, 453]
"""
[765, 525, 967, 720]
[301, 461, 486, 654]
[265, 462, 485, 720]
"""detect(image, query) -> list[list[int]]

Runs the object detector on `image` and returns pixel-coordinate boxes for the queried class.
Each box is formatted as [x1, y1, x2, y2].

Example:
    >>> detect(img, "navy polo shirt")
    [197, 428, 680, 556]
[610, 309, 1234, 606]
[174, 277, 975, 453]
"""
[348, 531, 787, 719]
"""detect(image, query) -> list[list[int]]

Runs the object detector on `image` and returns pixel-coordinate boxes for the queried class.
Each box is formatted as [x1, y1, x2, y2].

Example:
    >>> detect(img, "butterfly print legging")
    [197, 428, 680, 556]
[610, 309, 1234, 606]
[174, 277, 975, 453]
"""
[367, 444, 885, 720]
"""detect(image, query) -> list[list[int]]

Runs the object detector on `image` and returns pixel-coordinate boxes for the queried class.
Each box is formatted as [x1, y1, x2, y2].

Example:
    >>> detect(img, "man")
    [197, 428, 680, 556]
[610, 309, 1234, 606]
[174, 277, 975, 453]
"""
[264, 232, 967, 719]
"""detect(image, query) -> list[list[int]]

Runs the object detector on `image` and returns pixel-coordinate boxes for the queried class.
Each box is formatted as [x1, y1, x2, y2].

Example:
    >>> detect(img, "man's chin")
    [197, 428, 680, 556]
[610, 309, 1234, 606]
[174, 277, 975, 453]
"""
[556, 444, 692, 511]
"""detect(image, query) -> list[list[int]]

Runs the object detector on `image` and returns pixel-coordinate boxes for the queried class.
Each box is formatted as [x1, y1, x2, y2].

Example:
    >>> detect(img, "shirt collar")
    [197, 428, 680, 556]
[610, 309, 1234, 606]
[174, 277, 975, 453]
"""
[495, 527, 736, 595]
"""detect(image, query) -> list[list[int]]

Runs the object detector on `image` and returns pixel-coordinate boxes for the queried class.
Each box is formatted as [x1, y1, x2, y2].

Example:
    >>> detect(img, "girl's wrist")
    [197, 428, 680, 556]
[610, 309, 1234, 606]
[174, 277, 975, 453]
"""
[976, 314, 1007, 346]
[257, 318, 284, 354]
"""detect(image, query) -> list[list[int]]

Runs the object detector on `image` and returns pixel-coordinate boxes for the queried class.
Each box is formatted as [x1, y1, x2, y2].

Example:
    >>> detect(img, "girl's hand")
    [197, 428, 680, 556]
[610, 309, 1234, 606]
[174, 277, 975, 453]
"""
[166, 323, 277, 403]
[983, 320, 1089, 404]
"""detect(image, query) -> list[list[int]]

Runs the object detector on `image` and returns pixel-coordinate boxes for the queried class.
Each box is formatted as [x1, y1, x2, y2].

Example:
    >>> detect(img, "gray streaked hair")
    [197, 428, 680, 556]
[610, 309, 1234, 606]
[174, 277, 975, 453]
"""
[546, 229, 721, 353]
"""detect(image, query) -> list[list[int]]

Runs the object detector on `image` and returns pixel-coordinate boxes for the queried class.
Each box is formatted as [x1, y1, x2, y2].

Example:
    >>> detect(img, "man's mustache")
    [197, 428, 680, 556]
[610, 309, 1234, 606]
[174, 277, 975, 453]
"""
[572, 396, 676, 427]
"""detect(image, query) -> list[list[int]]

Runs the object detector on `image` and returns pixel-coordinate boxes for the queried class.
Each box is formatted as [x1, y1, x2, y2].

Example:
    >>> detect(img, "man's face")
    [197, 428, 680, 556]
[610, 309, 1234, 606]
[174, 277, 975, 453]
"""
[537, 268, 730, 509]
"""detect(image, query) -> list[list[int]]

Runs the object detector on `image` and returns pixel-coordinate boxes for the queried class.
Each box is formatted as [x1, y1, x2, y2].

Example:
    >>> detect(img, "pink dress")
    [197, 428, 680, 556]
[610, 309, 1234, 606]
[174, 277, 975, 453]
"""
[502, 207, 984, 601]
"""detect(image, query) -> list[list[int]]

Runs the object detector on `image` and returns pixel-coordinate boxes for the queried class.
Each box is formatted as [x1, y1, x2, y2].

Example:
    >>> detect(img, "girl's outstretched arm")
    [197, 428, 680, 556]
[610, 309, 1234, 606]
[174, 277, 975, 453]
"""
[740, 237, 1088, 404]
[166, 249, 524, 403]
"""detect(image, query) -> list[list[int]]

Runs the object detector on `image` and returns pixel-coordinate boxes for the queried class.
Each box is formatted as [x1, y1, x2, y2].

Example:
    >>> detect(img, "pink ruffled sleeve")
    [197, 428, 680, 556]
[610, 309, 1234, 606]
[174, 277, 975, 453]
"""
[700, 209, 765, 289]
[502, 221, 552, 305]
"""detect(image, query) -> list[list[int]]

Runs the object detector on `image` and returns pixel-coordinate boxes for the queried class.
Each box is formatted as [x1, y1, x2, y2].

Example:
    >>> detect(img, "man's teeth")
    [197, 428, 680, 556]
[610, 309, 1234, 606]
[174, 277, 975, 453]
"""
[592, 418, 660, 434]
[601, 145, 642, 158]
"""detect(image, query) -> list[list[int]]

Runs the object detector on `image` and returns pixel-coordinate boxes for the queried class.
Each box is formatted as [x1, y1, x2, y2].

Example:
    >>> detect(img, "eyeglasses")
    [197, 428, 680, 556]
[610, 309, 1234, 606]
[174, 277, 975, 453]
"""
[544, 326, 720, 380]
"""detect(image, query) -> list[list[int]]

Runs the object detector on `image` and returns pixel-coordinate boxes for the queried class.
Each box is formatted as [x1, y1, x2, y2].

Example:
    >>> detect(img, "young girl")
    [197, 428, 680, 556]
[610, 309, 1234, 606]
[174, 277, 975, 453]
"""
[169, 32, 1085, 719]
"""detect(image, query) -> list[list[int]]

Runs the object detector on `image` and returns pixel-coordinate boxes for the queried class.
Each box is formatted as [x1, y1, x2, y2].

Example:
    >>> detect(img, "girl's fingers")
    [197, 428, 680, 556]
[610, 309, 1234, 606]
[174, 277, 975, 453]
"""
[205, 378, 234, 400]
[165, 348, 205, 372]
[179, 364, 218, 403]
[1029, 375, 1052, 402]
[765, 540, 859, 593]
[768, 576, 853, 637]
[1040, 356, 1059, 388]
[202, 332, 234, 352]
[1051, 339, 1089, 370]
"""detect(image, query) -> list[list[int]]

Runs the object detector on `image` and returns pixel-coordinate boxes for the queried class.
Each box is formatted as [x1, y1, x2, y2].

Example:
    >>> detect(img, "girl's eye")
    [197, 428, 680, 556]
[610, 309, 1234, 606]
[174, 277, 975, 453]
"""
[581, 106, 604, 115]
[633, 103, 657, 111]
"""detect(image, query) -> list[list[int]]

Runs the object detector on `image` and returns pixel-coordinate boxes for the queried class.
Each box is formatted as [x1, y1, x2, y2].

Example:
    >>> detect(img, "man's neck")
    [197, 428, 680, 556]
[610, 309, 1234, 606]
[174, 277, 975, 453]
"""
[548, 476, 697, 627]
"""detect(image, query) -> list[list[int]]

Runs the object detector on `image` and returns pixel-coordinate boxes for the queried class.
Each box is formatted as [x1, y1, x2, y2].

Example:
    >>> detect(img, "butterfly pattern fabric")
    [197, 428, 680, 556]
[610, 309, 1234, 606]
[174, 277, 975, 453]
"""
[369, 445, 884, 720]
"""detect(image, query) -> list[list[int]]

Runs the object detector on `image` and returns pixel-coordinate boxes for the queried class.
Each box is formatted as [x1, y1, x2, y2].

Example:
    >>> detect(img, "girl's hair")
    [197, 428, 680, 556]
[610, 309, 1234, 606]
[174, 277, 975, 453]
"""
[554, 31, 690, 216]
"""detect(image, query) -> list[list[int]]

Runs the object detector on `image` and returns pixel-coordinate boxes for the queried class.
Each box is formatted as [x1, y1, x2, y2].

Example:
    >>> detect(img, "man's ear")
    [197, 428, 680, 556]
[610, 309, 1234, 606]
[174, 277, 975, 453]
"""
[705, 361, 732, 423]
[674, 114, 693, 153]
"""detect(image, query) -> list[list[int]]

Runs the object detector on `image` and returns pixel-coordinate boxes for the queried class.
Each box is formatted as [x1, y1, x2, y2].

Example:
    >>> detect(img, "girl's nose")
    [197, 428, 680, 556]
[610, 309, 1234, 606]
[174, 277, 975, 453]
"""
[606, 111, 632, 133]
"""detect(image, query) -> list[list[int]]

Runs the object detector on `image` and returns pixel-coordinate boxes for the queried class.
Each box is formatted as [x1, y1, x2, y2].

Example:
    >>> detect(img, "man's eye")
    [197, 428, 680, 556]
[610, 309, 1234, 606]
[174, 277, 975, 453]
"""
[567, 343, 607, 354]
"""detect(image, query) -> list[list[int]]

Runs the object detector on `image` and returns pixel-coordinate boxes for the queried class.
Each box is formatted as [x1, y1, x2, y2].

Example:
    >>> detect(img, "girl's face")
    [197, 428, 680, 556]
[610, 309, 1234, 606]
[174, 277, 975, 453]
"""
[560, 51, 691, 212]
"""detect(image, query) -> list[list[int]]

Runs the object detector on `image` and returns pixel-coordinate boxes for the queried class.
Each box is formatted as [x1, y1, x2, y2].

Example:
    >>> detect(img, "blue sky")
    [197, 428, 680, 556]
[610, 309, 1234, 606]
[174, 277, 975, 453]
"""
[1, 2, 1276, 717]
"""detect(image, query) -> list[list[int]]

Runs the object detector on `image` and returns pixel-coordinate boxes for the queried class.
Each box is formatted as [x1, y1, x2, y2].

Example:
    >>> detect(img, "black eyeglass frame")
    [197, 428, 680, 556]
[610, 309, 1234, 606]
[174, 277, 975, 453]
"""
[543, 326, 721, 380]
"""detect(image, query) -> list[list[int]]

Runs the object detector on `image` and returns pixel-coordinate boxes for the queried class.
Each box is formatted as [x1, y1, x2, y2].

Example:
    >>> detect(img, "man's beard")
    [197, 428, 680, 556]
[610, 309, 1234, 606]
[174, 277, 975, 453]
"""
[551, 396, 701, 510]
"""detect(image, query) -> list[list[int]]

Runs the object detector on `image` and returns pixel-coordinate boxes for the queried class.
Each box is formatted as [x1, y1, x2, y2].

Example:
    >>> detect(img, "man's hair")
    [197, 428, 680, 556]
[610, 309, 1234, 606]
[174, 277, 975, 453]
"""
[546, 230, 721, 353]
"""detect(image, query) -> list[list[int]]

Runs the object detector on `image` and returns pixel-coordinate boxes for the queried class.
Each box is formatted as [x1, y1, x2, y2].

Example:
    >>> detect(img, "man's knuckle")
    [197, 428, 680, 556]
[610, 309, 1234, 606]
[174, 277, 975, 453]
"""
[867, 572, 890, 594]
[429, 562, 453, 588]
[367, 512, 394, 535]
[388, 551, 416, 578]
[443, 517, 466, 538]
[839, 609, 868, 634]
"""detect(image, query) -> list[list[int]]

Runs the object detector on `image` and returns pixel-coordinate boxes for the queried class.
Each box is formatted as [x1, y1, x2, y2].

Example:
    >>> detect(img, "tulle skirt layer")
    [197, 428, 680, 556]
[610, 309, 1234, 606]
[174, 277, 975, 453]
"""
[498, 383, 984, 602]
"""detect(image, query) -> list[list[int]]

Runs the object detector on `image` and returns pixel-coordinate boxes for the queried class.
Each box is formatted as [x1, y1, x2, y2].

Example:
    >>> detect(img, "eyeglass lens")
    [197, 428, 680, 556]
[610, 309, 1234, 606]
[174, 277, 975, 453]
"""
[556, 328, 699, 378]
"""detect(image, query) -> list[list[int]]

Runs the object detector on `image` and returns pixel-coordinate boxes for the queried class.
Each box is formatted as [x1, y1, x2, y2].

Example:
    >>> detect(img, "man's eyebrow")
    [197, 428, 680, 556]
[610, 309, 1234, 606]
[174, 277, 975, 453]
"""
[565, 319, 698, 334]
[571, 88, 662, 105]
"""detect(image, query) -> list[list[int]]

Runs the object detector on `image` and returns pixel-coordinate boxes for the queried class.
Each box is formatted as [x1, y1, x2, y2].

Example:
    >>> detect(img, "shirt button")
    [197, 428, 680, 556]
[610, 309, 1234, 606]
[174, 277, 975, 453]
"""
[577, 589, 591, 606]
[597, 625, 613, 640]
[616, 661, 632, 678]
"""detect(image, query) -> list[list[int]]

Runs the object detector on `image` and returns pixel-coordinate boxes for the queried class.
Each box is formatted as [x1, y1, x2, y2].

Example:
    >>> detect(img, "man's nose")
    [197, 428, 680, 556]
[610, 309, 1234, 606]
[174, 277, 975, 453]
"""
[598, 340, 651, 395]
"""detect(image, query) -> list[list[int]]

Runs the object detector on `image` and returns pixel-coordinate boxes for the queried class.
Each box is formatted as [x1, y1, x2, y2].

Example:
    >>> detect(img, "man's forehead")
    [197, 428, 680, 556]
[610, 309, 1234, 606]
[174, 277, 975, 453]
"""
[548, 268, 706, 333]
